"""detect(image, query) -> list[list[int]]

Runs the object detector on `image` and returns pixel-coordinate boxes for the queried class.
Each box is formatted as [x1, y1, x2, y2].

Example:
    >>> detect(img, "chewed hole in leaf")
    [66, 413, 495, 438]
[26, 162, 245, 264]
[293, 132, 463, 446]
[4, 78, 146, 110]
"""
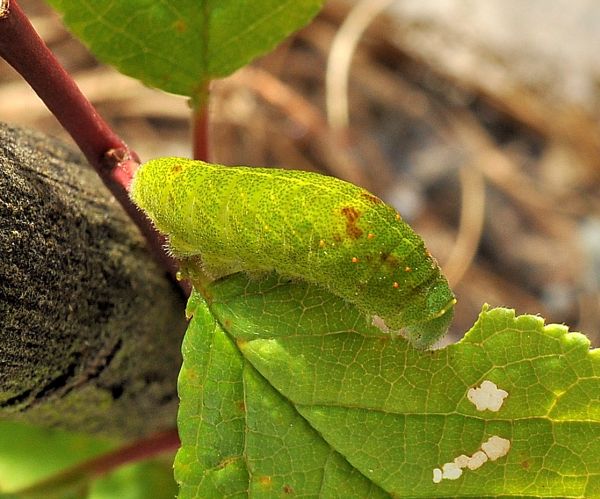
[433, 435, 511, 484]
[467, 380, 509, 412]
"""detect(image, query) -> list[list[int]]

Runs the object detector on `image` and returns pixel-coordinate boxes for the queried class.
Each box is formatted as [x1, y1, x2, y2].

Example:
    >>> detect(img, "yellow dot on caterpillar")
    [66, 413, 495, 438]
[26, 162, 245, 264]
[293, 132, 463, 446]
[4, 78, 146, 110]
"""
[393, 282, 399, 288]
[263, 225, 270, 231]
[367, 233, 375, 239]
[352, 257, 359, 263]
[404, 266, 412, 272]
[319, 239, 326, 248]
[176, 271, 183, 281]
[395, 213, 401, 220]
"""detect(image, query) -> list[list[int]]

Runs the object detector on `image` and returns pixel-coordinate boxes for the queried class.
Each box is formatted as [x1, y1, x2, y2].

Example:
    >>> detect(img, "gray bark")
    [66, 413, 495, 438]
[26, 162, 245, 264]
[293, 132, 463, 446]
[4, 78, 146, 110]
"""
[0, 122, 186, 438]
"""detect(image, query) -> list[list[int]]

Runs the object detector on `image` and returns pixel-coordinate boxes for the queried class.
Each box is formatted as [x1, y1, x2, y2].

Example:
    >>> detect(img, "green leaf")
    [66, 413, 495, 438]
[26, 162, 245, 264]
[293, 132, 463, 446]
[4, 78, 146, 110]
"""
[175, 273, 600, 498]
[46, 0, 325, 98]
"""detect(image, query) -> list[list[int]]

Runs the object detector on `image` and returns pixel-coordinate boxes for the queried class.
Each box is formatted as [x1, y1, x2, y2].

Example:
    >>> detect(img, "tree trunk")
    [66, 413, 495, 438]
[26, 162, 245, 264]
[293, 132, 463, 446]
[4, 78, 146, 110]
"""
[0, 122, 186, 438]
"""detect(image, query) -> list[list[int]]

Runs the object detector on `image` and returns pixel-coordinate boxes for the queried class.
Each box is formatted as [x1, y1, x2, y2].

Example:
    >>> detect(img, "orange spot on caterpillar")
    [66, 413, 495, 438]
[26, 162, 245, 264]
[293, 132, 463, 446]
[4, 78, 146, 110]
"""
[352, 257, 359, 263]
[404, 266, 412, 272]
[341, 206, 363, 239]
[367, 233, 375, 239]
[319, 239, 326, 248]
[395, 213, 401, 221]
[393, 282, 399, 288]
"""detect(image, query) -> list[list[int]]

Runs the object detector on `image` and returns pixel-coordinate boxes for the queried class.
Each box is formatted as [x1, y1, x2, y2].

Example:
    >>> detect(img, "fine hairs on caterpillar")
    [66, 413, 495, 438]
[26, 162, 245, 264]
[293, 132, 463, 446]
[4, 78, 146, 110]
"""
[130, 157, 456, 348]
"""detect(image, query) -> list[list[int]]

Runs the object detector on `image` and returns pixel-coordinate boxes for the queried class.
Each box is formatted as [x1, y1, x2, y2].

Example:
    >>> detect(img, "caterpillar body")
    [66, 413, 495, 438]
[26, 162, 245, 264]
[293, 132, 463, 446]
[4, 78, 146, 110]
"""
[130, 157, 455, 348]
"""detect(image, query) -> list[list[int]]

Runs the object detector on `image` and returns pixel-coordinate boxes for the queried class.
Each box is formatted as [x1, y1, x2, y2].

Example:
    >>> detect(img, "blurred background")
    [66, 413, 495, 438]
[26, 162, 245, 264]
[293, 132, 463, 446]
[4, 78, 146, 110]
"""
[3, 0, 600, 346]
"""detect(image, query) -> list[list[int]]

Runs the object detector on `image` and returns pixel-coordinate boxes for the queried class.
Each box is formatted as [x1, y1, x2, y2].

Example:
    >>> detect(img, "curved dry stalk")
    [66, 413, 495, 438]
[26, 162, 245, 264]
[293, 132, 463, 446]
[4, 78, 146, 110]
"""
[325, 0, 395, 131]
[443, 164, 486, 286]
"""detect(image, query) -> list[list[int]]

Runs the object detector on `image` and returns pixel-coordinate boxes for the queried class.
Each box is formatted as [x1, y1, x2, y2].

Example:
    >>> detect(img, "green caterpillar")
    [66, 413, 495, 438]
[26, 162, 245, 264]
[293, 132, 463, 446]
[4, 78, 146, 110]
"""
[130, 157, 455, 348]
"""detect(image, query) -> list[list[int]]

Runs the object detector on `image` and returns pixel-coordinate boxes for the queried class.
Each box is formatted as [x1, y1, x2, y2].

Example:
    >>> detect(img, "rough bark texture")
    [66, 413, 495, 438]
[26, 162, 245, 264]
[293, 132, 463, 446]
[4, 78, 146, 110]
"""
[0, 122, 186, 438]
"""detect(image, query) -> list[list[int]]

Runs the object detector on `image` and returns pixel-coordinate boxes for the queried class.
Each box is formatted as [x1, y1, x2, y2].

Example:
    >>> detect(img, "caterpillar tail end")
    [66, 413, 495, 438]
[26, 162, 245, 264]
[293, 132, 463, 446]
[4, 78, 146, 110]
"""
[404, 298, 456, 349]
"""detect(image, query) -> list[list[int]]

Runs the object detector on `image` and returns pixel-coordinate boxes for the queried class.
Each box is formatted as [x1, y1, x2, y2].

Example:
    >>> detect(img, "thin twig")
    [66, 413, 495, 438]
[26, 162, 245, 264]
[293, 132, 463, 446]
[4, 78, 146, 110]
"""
[192, 101, 211, 161]
[13, 428, 180, 497]
[0, 0, 185, 292]
[0, 1, 130, 170]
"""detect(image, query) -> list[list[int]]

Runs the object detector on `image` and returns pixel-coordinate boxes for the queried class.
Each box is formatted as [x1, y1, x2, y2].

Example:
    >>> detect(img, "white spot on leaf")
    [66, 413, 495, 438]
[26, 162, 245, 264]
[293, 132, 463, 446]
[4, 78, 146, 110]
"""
[481, 435, 511, 461]
[453, 454, 470, 468]
[467, 380, 508, 412]
[433, 435, 511, 484]
[441, 462, 463, 480]
[467, 450, 488, 470]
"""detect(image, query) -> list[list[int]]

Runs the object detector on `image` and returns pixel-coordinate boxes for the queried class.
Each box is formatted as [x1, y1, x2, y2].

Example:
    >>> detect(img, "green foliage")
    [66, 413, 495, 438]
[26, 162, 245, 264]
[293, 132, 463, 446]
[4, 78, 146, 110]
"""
[89, 460, 177, 499]
[0, 421, 177, 498]
[46, 0, 325, 99]
[130, 157, 455, 348]
[0, 421, 112, 494]
[175, 273, 600, 498]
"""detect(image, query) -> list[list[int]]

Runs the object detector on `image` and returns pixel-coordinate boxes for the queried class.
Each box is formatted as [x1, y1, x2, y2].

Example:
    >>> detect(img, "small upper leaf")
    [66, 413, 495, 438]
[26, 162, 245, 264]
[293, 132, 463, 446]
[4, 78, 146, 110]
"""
[176, 273, 600, 498]
[47, 0, 325, 98]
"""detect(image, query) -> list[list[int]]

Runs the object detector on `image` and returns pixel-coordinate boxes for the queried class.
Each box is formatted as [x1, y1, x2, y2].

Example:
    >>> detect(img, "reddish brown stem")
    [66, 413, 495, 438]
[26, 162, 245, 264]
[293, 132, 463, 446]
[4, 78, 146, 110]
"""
[0, 0, 186, 292]
[0, 3, 187, 488]
[192, 97, 210, 161]
[78, 428, 180, 477]
[15, 428, 180, 496]
[0, 1, 129, 170]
